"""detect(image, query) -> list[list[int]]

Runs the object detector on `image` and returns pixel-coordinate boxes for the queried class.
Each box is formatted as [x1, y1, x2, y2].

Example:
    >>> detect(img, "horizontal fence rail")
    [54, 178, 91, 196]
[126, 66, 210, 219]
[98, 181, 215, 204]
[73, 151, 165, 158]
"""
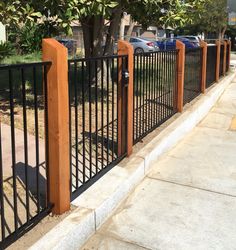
[68, 55, 128, 199]
[0, 62, 52, 248]
[184, 48, 203, 104]
[206, 45, 217, 88]
[133, 50, 178, 144]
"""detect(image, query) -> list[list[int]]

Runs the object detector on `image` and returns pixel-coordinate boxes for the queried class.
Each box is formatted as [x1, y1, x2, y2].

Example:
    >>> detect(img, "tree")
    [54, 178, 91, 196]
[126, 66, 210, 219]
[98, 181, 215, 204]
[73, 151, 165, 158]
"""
[176, 0, 228, 39]
[226, 25, 236, 50]
[0, 0, 201, 57]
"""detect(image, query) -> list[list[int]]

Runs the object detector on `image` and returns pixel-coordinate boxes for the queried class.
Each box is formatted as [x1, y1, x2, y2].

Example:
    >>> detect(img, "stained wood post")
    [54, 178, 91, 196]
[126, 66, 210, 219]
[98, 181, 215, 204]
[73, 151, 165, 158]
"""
[227, 40, 231, 72]
[42, 38, 70, 214]
[200, 41, 207, 94]
[176, 40, 185, 112]
[223, 40, 227, 75]
[215, 40, 221, 82]
[117, 40, 134, 157]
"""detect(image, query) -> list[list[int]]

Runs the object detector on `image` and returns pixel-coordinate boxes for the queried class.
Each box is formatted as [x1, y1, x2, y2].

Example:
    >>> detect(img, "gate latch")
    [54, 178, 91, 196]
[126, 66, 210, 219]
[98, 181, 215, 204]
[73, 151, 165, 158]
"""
[122, 70, 129, 87]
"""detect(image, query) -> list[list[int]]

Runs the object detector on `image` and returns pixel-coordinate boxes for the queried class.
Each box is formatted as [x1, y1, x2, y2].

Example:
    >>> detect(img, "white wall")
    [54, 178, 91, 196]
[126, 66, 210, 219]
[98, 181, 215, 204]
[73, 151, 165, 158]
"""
[0, 23, 6, 42]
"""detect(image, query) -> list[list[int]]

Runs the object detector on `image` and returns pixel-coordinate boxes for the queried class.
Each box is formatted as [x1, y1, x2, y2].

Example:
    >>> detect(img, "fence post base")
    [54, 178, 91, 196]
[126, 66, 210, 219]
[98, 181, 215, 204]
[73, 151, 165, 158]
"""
[42, 38, 70, 215]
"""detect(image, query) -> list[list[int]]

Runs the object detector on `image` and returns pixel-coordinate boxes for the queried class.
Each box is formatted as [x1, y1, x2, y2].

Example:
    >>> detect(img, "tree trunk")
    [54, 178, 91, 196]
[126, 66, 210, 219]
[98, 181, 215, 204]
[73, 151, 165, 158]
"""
[103, 8, 122, 56]
[220, 26, 227, 40]
[81, 8, 121, 57]
[125, 17, 135, 41]
[119, 15, 125, 40]
[80, 9, 122, 86]
[81, 18, 93, 58]
[81, 16, 105, 84]
[218, 28, 222, 41]
[81, 16, 104, 58]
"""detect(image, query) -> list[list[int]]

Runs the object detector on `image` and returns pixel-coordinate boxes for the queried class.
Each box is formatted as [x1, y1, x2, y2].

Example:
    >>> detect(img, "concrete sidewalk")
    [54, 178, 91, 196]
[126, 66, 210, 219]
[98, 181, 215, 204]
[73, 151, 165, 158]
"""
[82, 79, 236, 249]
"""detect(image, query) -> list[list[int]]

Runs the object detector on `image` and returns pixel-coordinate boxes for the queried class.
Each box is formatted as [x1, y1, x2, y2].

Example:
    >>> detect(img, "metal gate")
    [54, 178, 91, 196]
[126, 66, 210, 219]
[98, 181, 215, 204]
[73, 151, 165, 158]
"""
[68, 55, 128, 199]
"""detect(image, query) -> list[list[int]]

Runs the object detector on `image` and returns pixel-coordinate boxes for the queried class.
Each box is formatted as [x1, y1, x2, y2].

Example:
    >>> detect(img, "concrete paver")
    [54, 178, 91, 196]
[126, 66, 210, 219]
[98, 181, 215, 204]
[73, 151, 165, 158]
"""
[87, 179, 236, 250]
[82, 78, 236, 250]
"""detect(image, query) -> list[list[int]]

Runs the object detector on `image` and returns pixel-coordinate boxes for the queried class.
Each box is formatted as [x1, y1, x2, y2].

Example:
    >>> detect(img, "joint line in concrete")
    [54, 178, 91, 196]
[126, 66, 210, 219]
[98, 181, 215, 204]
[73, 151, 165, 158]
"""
[147, 177, 236, 198]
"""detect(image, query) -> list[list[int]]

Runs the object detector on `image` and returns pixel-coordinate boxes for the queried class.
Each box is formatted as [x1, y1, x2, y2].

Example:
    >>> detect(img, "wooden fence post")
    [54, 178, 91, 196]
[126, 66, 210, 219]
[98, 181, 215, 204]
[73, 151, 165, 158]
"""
[227, 40, 231, 72]
[176, 40, 185, 112]
[215, 40, 221, 82]
[223, 40, 227, 75]
[42, 38, 70, 214]
[117, 40, 134, 157]
[200, 41, 207, 93]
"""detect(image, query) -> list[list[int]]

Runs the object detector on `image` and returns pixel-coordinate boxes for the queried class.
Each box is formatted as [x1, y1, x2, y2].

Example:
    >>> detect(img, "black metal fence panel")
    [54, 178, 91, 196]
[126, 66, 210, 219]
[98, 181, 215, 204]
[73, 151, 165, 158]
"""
[0, 62, 52, 248]
[219, 44, 224, 77]
[206, 45, 217, 88]
[184, 48, 202, 104]
[68, 55, 128, 200]
[133, 51, 178, 144]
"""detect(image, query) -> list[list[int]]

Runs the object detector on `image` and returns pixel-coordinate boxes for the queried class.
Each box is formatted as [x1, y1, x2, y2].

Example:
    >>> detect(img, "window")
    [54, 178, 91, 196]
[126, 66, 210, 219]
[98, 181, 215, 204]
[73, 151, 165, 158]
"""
[130, 38, 140, 43]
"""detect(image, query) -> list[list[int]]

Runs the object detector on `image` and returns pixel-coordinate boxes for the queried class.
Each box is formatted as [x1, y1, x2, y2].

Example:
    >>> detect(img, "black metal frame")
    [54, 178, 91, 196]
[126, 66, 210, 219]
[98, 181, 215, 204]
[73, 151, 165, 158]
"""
[0, 61, 52, 249]
[133, 50, 178, 144]
[68, 55, 128, 200]
[184, 47, 203, 104]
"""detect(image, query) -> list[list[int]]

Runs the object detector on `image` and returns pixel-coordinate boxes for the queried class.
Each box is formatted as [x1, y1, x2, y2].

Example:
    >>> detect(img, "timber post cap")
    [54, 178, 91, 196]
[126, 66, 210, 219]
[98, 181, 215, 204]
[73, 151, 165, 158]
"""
[42, 38, 68, 52]
[200, 40, 208, 47]
[118, 40, 134, 55]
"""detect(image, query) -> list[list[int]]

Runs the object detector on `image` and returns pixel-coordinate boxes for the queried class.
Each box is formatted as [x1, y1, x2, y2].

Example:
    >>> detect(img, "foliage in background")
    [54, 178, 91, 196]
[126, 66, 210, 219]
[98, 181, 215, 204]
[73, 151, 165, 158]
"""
[8, 21, 60, 54]
[0, 0, 204, 58]
[174, 0, 228, 38]
[0, 41, 14, 62]
[225, 25, 236, 50]
[129, 0, 205, 29]
[0, 0, 42, 26]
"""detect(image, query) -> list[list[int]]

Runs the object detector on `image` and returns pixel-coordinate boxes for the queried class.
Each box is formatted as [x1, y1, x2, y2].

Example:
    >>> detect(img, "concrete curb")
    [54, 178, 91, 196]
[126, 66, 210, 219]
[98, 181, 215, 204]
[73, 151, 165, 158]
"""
[30, 71, 236, 250]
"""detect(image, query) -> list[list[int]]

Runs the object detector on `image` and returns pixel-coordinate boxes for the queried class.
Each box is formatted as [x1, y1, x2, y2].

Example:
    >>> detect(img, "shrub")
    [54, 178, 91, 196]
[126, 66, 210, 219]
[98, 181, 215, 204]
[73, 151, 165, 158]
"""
[0, 41, 14, 61]
[8, 21, 60, 54]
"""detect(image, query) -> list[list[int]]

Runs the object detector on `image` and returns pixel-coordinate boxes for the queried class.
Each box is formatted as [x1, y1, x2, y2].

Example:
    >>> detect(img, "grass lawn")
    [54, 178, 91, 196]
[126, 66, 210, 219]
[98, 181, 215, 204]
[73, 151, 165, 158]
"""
[0, 52, 42, 65]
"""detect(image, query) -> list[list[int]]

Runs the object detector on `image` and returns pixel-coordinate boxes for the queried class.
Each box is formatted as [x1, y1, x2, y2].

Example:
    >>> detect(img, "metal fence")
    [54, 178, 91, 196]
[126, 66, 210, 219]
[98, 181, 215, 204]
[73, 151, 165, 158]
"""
[133, 51, 178, 144]
[68, 55, 128, 199]
[184, 48, 202, 104]
[219, 44, 224, 77]
[0, 38, 229, 246]
[0, 62, 52, 248]
[206, 45, 217, 88]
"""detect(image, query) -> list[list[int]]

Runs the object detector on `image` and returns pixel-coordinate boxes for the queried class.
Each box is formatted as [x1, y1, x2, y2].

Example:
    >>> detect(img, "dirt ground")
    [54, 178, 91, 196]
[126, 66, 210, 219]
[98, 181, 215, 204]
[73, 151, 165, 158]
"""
[7, 209, 72, 250]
